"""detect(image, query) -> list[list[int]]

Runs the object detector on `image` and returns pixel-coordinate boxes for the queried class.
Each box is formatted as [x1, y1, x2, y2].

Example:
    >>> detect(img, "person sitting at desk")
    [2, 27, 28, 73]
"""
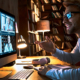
[4, 36, 13, 52]
[35, 0, 80, 80]
[2, 17, 13, 31]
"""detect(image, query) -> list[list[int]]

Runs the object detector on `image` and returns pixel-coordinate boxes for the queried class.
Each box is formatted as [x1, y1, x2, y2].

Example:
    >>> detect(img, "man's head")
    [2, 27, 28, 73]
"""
[7, 17, 10, 24]
[63, 0, 80, 35]
[63, 0, 80, 8]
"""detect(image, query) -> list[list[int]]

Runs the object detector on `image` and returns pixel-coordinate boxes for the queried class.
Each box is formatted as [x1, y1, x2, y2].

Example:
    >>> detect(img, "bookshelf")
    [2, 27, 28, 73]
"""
[18, 0, 44, 56]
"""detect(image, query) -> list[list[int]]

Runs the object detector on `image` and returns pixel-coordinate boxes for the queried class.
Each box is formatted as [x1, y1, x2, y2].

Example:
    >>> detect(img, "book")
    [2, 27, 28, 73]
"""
[57, 0, 61, 3]
[64, 35, 73, 41]
[52, 5, 58, 11]
[39, 46, 42, 51]
[56, 12, 62, 18]
[52, 27, 59, 34]
[55, 44, 60, 49]
[33, 34, 36, 43]
[36, 8, 39, 16]
[59, 5, 62, 10]
[28, 21, 30, 31]
[61, 42, 64, 49]
[52, 0, 57, 3]
[31, 11, 35, 22]
[54, 36, 61, 41]
[29, 33, 36, 44]
[35, 15, 39, 22]
[42, 5, 45, 11]
[42, 16, 48, 19]
[52, 12, 58, 18]
[28, 21, 33, 32]
[52, 21, 60, 26]
[34, 4, 37, 14]
[36, 34, 39, 41]
[41, 12, 49, 19]
[31, 0, 34, 10]
[35, 44, 39, 52]
[39, 35, 43, 41]
[52, 12, 55, 18]
[29, 45, 36, 55]
[44, 0, 50, 4]
[32, 23, 35, 31]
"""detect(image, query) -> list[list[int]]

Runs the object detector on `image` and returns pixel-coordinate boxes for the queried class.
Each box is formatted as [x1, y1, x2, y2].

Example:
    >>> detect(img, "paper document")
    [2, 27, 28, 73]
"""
[48, 65, 72, 70]
[16, 59, 32, 65]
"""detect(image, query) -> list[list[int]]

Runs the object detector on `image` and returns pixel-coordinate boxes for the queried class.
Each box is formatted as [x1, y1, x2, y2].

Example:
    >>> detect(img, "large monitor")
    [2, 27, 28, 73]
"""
[0, 9, 17, 67]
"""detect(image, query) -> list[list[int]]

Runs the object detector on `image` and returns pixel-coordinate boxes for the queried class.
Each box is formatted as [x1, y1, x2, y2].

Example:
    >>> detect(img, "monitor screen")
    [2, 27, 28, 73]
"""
[0, 9, 17, 67]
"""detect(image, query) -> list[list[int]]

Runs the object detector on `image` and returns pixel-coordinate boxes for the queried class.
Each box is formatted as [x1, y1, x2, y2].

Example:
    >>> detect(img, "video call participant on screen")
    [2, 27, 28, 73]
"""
[4, 36, 13, 52]
[3, 17, 13, 31]
[35, 0, 80, 80]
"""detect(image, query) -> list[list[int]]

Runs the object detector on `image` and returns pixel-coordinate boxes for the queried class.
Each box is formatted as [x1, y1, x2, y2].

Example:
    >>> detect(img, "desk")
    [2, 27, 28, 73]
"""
[0, 56, 70, 80]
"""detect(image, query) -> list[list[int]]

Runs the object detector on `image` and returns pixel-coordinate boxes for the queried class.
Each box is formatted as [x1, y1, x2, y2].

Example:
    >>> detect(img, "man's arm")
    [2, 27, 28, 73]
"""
[52, 39, 80, 65]
[38, 66, 80, 80]
[46, 68, 80, 80]
[35, 36, 80, 65]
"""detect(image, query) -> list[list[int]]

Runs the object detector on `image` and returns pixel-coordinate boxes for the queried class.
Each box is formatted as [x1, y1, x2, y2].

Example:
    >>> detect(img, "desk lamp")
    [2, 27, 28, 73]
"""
[36, 20, 50, 40]
[17, 35, 27, 58]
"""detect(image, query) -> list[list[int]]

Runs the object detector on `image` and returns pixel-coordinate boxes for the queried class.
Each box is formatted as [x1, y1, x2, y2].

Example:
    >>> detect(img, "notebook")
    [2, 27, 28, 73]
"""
[48, 64, 72, 70]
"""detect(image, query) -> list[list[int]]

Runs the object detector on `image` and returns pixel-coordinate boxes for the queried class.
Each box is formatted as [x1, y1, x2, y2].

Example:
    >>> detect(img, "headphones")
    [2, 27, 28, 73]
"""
[32, 57, 50, 66]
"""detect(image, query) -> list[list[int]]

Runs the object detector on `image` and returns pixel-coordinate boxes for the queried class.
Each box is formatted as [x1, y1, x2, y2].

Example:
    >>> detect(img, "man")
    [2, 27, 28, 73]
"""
[35, 0, 80, 80]
[4, 36, 13, 52]
[3, 17, 13, 31]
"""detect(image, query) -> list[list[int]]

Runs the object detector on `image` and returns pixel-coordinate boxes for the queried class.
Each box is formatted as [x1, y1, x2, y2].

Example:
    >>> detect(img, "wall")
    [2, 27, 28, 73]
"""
[0, 0, 18, 24]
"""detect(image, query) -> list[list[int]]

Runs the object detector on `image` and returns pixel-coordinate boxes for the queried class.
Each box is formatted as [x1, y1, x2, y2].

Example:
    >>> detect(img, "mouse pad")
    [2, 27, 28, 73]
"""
[0, 71, 12, 78]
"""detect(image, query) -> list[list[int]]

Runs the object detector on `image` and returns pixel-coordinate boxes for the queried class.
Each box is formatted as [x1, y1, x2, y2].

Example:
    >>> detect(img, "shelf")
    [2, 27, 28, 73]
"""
[41, 10, 62, 12]
[28, 31, 38, 34]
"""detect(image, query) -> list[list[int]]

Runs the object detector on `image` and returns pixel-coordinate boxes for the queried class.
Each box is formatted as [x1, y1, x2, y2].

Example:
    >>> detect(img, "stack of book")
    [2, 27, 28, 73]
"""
[44, 0, 50, 4]
[52, 5, 58, 11]
[54, 36, 61, 41]
[64, 35, 73, 41]
[52, 27, 59, 34]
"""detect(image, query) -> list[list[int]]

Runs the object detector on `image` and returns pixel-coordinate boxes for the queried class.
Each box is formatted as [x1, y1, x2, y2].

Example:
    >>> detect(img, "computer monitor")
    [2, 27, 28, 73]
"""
[0, 9, 17, 67]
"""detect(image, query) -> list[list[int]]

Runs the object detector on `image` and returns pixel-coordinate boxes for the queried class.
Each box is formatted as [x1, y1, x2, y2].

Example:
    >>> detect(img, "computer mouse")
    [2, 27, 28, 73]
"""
[23, 65, 34, 69]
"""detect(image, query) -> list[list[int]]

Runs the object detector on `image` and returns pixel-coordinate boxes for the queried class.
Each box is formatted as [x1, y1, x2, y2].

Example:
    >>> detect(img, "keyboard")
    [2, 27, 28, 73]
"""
[9, 69, 34, 80]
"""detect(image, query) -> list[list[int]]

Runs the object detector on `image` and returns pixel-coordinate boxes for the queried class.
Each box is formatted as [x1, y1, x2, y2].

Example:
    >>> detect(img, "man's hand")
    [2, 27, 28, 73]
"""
[38, 66, 50, 76]
[34, 36, 56, 53]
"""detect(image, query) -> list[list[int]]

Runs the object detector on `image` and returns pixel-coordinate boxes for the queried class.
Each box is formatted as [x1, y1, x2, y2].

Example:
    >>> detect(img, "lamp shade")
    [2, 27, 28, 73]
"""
[36, 20, 50, 32]
[17, 35, 27, 49]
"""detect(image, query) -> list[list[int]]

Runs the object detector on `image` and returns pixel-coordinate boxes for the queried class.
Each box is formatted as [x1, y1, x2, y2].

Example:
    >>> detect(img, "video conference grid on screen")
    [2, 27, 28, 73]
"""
[0, 12, 16, 55]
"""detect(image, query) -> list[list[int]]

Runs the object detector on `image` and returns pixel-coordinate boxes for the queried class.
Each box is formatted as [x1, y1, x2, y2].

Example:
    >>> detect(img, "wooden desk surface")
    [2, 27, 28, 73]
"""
[0, 56, 70, 80]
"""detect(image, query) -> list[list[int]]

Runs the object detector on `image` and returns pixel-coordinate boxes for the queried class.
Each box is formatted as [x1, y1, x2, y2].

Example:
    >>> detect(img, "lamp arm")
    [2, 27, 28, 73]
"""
[43, 31, 44, 41]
